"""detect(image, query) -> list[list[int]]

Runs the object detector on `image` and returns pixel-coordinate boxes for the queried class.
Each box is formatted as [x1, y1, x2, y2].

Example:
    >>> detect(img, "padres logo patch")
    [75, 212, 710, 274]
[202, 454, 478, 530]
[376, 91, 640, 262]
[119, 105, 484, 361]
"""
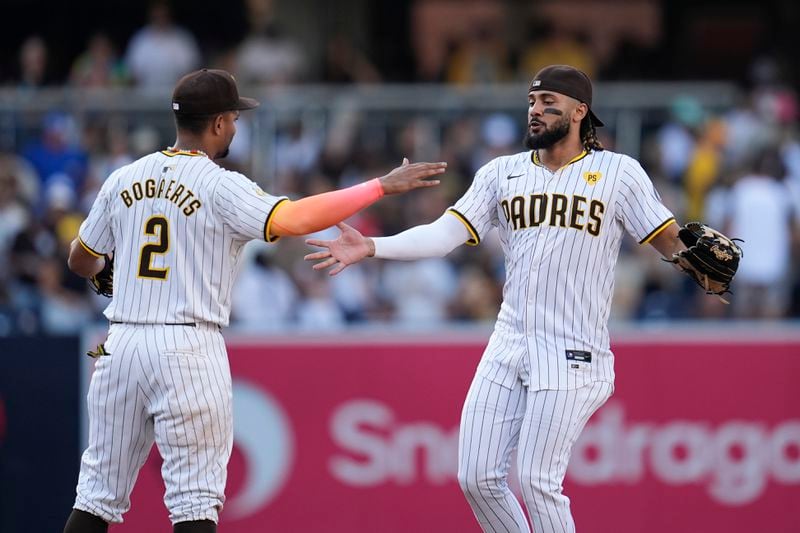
[583, 171, 602, 185]
[252, 184, 267, 196]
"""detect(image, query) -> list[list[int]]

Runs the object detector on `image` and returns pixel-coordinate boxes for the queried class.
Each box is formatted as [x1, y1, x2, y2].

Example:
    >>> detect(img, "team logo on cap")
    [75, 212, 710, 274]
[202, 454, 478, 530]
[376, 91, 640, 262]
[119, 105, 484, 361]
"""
[173, 103, 180, 110]
[583, 171, 602, 185]
[532, 80, 541, 87]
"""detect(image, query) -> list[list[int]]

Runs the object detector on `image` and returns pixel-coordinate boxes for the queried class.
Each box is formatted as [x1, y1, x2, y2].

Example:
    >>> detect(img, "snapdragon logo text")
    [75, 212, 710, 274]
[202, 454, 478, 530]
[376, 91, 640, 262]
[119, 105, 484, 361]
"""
[569, 402, 800, 505]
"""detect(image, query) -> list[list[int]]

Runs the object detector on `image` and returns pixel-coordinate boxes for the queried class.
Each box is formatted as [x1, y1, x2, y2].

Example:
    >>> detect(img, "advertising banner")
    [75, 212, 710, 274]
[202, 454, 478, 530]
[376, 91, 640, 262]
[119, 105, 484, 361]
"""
[106, 333, 800, 533]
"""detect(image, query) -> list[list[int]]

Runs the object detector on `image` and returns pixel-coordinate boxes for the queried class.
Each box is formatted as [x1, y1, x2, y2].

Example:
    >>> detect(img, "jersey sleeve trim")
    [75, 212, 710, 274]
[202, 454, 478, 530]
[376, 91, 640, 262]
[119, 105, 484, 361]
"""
[264, 197, 290, 243]
[639, 217, 676, 245]
[78, 237, 103, 258]
[446, 208, 480, 246]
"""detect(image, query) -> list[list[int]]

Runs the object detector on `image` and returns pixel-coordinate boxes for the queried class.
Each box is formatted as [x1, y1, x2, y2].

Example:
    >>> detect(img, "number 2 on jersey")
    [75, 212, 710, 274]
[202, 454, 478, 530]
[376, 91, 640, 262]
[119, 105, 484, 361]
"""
[138, 215, 170, 280]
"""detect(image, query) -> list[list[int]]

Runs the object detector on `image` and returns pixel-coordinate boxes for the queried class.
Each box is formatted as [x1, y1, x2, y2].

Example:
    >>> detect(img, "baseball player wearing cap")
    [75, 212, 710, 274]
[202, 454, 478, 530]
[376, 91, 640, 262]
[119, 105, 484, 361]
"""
[306, 65, 694, 532]
[63, 69, 446, 533]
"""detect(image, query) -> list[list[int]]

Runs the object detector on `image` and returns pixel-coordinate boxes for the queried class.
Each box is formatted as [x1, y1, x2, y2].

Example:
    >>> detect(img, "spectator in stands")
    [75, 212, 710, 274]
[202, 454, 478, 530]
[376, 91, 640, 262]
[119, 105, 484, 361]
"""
[7, 218, 55, 335]
[224, 112, 254, 174]
[36, 257, 92, 334]
[472, 113, 518, 174]
[778, 125, 800, 236]
[125, 1, 200, 88]
[7, 175, 87, 334]
[73, 121, 133, 216]
[322, 34, 382, 84]
[69, 33, 128, 88]
[21, 112, 88, 203]
[274, 119, 323, 176]
[724, 148, 799, 319]
[232, 245, 299, 331]
[296, 278, 347, 330]
[235, 0, 306, 85]
[445, 25, 511, 85]
[656, 95, 704, 184]
[0, 161, 31, 333]
[517, 23, 596, 81]
[449, 264, 502, 322]
[16, 35, 52, 90]
[439, 116, 481, 191]
[0, 154, 38, 207]
[379, 256, 458, 326]
[327, 256, 374, 322]
[291, 254, 347, 330]
[41, 177, 83, 256]
[684, 117, 726, 221]
[0, 160, 30, 263]
[723, 56, 795, 173]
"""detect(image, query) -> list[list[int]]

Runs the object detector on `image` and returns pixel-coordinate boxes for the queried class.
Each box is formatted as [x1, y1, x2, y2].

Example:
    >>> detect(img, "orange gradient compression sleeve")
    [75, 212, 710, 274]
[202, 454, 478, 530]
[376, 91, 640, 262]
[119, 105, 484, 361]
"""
[268, 178, 383, 238]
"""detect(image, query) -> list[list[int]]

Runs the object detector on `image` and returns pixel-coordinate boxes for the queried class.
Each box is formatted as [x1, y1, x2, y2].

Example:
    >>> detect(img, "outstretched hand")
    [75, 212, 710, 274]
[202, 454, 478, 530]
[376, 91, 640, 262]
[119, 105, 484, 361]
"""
[305, 223, 373, 276]
[379, 158, 446, 195]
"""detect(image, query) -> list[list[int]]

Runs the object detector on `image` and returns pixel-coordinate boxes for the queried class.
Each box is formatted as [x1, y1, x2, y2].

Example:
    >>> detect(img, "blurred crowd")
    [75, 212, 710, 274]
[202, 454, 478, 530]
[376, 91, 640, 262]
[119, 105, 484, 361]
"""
[8, 1, 338, 92]
[4, 0, 710, 91]
[0, 2, 799, 336]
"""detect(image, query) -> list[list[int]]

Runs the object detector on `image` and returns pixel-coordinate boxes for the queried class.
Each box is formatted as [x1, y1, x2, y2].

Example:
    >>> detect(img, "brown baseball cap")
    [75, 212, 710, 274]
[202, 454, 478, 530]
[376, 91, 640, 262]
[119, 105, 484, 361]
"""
[529, 65, 604, 127]
[172, 69, 259, 116]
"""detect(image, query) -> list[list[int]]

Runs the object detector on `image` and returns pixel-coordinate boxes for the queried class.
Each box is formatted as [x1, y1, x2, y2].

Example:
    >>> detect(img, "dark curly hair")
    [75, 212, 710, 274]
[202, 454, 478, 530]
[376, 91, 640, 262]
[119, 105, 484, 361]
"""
[580, 116, 604, 152]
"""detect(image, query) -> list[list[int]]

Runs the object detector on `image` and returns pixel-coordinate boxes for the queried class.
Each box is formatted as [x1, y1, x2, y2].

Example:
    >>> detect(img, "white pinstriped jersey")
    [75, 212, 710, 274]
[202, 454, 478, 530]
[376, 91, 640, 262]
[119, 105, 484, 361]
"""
[450, 149, 674, 391]
[78, 150, 286, 327]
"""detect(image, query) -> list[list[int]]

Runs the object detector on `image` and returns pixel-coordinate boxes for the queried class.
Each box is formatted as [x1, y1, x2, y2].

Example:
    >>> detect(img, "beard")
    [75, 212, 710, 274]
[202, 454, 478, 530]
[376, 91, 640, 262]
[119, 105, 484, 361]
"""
[524, 115, 571, 150]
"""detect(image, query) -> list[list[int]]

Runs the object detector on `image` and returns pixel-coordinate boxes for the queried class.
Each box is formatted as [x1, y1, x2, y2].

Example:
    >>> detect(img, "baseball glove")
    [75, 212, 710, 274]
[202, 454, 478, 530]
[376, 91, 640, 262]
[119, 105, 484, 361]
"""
[89, 254, 114, 297]
[668, 222, 742, 303]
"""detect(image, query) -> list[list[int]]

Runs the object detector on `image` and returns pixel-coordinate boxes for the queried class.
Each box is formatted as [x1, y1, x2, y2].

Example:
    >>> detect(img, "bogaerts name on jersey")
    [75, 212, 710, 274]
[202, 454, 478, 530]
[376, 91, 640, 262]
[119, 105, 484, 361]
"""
[500, 193, 605, 236]
[120, 178, 203, 216]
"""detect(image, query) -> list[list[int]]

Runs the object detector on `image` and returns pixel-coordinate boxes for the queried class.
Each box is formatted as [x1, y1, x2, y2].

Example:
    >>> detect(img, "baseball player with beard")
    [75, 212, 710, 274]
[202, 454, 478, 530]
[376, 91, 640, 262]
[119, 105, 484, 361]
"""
[306, 65, 740, 532]
[63, 68, 446, 533]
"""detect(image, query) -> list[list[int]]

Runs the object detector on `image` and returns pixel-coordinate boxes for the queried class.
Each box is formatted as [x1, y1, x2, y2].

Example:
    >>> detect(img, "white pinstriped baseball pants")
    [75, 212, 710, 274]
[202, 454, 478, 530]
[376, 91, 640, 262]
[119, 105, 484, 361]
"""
[458, 369, 613, 533]
[73, 323, 232, 524]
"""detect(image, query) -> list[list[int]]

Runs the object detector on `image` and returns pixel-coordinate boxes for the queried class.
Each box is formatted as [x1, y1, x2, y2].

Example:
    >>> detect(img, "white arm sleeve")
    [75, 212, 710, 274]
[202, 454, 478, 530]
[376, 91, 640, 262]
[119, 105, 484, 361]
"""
[373, 212, 472, 260]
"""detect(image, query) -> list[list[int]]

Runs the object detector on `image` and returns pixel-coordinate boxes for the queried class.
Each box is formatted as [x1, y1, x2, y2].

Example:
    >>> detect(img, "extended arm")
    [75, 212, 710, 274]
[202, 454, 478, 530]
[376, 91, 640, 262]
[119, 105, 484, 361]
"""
[269, 159, 446, 238]
[305, 212, 471, 275]
[269, 179, 384, 237]
[374, 213, 471, 259]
